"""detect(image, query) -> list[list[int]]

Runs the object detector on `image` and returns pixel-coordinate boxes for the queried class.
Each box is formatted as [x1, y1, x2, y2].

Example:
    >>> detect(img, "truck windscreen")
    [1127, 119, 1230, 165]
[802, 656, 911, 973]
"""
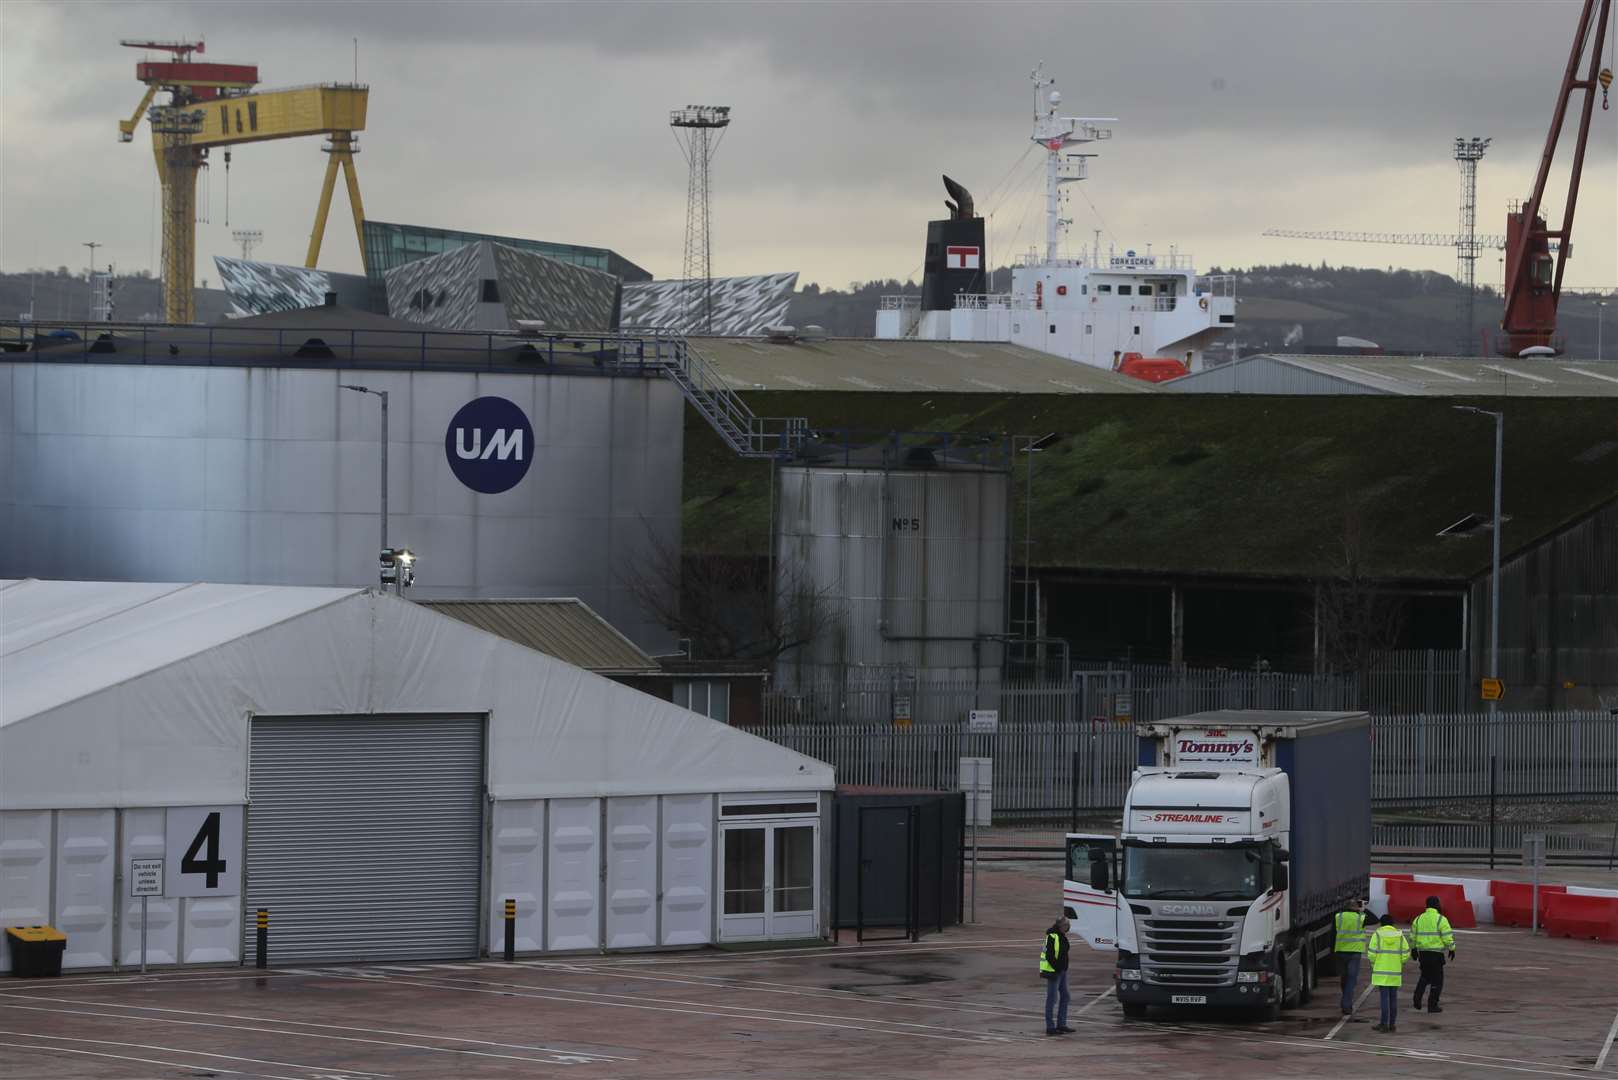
[1123, 842, 1271, 900]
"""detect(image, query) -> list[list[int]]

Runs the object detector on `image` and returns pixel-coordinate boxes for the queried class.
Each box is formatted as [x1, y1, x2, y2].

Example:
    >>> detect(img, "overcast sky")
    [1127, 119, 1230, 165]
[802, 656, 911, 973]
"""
[4, 0, 1615, 291]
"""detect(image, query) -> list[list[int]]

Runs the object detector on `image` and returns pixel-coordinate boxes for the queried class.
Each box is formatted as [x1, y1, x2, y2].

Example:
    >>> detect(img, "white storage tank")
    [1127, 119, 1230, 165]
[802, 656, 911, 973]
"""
[774, 440, 1009, 689]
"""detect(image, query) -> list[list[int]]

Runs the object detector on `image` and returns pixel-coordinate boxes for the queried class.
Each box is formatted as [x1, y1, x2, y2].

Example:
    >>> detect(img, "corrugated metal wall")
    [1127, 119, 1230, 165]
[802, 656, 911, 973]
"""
[1469, 498, 1618, 709]
[0, 362, 683, 651]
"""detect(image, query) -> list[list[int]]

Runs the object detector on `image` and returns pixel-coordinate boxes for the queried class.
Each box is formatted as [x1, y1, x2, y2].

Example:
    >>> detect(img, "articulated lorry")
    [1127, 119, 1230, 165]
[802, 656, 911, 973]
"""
[1064, 710, 1371, 1020]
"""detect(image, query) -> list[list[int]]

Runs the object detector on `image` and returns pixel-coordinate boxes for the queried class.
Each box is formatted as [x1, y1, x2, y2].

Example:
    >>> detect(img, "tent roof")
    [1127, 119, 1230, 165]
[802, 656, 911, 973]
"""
[0, 580, 832, 809]
[0, 580, 360, 728]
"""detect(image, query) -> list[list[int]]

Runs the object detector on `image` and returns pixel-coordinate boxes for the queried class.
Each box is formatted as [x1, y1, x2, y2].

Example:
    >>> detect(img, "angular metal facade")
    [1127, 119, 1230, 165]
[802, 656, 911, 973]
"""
[213, 256, 372, 316]
[383, 241, 619, 332]
[621, 272, 798, 337]
[0, 362, 683, 651]
[773, 465, 1009, 689]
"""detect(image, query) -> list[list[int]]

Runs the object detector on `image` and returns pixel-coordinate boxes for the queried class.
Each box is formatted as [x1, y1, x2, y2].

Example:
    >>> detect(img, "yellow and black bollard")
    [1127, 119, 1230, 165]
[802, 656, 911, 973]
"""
[256, 908, 268, 970]
[503, 898, 516, 962]
[501, 893, 514, 965]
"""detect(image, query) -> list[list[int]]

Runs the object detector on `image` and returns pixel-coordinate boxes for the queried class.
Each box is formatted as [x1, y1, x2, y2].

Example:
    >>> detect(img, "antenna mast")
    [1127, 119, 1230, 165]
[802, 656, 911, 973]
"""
[1028, 65, 1113, 263]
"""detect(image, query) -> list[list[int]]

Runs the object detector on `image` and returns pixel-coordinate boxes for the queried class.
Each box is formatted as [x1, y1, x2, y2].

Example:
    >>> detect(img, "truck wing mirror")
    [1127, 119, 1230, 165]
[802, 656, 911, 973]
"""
[1273, 862, 1289, 892]
[1089, 859, 1110, 892]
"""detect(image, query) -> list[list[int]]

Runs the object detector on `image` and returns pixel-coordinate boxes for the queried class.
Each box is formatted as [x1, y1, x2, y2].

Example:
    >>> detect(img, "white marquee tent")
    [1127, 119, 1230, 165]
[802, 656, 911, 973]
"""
[0, 579, 834, 971]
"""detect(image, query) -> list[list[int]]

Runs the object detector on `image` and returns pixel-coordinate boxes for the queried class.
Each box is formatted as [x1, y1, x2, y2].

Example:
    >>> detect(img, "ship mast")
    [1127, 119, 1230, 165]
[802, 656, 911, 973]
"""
[1028, 65, 1114, 263]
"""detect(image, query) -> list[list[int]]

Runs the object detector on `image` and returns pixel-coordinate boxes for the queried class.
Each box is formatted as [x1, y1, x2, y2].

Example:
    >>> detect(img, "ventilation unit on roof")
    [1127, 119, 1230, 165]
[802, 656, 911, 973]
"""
[764, 324, 797, 343]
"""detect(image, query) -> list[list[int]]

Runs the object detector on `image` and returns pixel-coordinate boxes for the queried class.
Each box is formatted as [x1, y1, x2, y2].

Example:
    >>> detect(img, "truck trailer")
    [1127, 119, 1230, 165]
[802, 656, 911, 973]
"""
[1064, 710, 1371, 1020]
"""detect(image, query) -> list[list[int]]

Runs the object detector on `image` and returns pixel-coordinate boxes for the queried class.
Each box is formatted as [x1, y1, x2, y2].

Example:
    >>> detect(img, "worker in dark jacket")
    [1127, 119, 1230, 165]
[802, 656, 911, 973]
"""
[1039, 914, 1073, 1035]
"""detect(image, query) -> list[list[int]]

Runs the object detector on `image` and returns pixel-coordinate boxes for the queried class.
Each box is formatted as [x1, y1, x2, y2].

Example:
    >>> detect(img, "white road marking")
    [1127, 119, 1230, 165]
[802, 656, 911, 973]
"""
[1595, 1000, 1618, 1071]
[347, 970, 1023, 1045]
[1068, 985, 1115, 1019]
[1323, 982, 1377, 1040]
[0, 1028, 392, 1077]
[375, 966, 430, 973]
[0, 1038, 272, 1077]
[0, 998, 625, 1064]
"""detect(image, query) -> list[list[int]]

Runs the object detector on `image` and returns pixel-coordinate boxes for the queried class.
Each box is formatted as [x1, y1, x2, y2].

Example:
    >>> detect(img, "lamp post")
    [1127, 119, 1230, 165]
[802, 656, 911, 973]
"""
[339, 383, 388, 575]
[1599, 300, 1609, 362]
[1453, 406, 1503, 718]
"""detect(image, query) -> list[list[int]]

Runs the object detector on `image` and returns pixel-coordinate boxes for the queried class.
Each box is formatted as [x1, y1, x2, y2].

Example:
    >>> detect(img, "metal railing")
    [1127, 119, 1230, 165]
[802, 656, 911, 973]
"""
[1, 320, 808, 461]
[750, 711, 1618, 818]
[949, 293, 1015, 310]
[877, 295, 920, 310]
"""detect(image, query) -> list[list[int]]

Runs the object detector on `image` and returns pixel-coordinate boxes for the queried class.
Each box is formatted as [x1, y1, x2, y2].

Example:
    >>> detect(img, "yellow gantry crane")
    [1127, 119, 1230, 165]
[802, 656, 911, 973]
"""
[119, 40, 369, 323]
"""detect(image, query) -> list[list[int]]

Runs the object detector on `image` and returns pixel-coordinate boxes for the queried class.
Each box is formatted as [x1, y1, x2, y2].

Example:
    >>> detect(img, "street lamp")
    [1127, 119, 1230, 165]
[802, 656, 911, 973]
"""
[339, 383, 391, 585]
[1599, 300, 1609, 362]
[1453, 406, 1503, 718]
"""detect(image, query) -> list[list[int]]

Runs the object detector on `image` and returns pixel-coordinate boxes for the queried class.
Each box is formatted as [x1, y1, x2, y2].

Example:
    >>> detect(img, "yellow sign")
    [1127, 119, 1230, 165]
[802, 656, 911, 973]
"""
[1480, 678, 1504, 701]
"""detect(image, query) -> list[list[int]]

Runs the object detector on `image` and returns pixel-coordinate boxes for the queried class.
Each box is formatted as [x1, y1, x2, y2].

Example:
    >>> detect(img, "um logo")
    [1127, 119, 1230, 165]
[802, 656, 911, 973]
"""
[455, 427, 524, 460]
[445, 396, 534, 494]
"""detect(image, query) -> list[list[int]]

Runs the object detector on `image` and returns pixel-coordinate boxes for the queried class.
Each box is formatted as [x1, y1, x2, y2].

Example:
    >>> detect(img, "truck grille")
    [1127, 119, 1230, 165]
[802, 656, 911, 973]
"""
[1138, 916, 1240, 987]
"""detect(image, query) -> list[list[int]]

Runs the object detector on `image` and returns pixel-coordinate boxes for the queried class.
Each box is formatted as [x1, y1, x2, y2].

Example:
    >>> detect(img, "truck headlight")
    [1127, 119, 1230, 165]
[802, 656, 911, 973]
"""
[1236, 971, 1259, 983]
[1116, 968, 1142, 981]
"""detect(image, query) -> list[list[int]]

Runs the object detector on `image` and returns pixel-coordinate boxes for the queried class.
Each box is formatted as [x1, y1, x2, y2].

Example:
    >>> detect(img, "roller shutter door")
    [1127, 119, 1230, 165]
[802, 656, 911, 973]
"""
[246, 716, 484, 963]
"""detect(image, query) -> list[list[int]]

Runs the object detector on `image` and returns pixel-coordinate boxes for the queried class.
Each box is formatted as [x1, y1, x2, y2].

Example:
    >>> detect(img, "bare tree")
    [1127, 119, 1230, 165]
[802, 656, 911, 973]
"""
[621, 527, 840, 664]
[1314, 505, 1408, 702]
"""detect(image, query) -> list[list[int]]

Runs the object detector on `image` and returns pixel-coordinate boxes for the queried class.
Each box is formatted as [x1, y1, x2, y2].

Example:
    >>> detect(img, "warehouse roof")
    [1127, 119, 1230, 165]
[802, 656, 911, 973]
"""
[1166, 353, 1618, 396]
[683, 392, 1618, 582]
[688, 336, 1157, 393]
[0, 580, 833, 809]
[421, 598, 659, 675]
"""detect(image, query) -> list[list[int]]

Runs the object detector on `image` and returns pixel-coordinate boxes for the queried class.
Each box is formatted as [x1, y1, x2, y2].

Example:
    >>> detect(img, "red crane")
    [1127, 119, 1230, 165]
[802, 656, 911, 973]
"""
[1496, 0, 1614, 356]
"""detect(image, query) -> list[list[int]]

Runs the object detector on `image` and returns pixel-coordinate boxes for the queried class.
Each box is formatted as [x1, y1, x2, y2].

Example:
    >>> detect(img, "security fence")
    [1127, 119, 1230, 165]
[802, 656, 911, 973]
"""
[763, 650, 1469, 728]
[751, 711, 1618, 817]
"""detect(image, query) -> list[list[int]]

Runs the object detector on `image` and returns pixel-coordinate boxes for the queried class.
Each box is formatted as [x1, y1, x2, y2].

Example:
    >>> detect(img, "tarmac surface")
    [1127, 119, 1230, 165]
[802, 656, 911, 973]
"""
[2, 860, 1615, 1079]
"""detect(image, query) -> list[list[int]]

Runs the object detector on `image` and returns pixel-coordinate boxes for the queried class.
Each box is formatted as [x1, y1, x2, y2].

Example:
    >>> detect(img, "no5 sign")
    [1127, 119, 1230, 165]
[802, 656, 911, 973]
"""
[165, 806, 243, 897]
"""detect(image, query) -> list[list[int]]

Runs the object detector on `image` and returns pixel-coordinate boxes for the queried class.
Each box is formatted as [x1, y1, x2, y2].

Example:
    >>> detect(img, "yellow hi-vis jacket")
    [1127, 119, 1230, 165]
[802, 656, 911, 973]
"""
[1368, 924, 1412, 987]
[1333, 909, 1368, 953]
[1410, 907, 1456, 953]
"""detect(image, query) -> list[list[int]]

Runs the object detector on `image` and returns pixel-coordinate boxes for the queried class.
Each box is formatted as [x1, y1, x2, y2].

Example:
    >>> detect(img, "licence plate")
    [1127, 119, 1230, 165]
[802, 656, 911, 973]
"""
[1171, 994, 1208, 1005]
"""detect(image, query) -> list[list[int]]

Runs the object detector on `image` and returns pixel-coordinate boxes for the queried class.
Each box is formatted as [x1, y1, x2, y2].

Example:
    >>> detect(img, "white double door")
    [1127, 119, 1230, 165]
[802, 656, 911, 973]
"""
[720, 821, 817, 941]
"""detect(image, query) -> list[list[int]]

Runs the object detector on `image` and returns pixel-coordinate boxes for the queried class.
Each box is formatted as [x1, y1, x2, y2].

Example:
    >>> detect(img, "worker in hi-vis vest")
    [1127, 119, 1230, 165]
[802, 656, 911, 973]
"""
[1366, 912, 1413, 1034]
[1332, 897, 1369, 1017]
[1039, 913, 1072, 1036]
[1410, 896, 1457, 1014]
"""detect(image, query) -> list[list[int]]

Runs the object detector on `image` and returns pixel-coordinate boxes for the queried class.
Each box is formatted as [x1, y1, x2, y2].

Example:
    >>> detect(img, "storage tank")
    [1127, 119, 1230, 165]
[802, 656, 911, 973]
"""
[774, 440, 1009, 692]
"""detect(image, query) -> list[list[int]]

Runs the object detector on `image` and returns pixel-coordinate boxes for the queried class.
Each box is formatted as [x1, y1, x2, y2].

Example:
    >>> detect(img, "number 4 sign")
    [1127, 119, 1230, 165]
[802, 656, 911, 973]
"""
[165, 806, 243, 897]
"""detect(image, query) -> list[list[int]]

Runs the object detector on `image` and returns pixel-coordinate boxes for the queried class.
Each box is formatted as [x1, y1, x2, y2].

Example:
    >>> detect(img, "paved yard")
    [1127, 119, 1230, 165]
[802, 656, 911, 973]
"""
[2, 860, 1615, 1079]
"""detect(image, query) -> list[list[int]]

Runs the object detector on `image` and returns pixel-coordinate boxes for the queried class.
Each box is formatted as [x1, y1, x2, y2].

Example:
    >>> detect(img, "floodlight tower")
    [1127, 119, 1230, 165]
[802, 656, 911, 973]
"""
[669, 105, 732, 334]
[233, 229, 263, 260]
[1454, 137, 1492, 355]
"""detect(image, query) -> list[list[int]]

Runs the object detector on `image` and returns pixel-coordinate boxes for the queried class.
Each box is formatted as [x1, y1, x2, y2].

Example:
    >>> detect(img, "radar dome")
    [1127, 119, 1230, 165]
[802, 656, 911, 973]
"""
[1049, 90, 1062, 105]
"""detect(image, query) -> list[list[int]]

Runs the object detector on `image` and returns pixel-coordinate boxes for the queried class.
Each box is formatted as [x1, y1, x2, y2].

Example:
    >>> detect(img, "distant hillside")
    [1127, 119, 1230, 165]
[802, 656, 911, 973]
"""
[0, 269, 232, 324]
[788, 264, 1616, 358]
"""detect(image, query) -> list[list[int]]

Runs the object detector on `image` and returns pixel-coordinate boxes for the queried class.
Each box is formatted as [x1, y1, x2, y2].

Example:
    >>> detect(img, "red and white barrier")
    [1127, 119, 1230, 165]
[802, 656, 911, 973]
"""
[1369, 872, 1618, 942]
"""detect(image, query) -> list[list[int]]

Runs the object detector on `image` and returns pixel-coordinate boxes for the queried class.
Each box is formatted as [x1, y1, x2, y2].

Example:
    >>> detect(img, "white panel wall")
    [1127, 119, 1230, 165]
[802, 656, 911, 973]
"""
[546, 798, 600, 951]
[119, 808, 178, 967]
[0, 811, 52, 973]
[54, 809, 115, 969]
[605, 797, 657, 949]
[489, 799, 545, 954]
[660, 795, 713, 947]
[183, 898, 240, 964]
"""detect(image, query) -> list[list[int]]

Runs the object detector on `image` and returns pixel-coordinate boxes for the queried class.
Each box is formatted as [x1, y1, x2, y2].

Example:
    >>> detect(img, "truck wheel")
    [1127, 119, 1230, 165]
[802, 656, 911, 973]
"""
[1263, 970, 1285, 1021]
[1121, 1002, 1148, 1019]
